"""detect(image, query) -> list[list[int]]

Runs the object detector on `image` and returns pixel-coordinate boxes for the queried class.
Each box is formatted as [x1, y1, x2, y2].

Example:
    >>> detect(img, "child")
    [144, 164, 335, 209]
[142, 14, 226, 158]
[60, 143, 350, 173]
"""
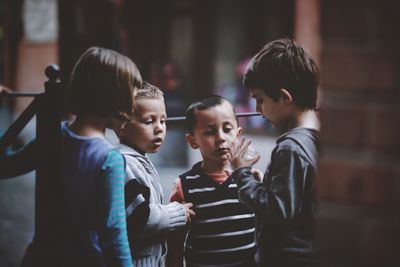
[167, 95, 257, 267]
[116, 81, 195, 267]
[59, 47, 142, 267]
[228, 38, 320, 267]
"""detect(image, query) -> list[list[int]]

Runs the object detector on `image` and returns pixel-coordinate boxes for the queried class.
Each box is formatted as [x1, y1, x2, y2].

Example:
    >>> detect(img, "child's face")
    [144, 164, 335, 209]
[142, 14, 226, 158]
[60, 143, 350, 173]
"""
[250, 88, 292, 128]
[186, 101, 242, 164]
[121, 97, 167, 154]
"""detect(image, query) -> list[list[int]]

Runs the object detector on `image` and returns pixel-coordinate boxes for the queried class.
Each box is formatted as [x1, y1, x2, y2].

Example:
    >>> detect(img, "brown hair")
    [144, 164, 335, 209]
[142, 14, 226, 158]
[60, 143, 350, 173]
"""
[243, 38, 319, 109]
[68, 47, 142, 120]
[136, 81, 164, 99]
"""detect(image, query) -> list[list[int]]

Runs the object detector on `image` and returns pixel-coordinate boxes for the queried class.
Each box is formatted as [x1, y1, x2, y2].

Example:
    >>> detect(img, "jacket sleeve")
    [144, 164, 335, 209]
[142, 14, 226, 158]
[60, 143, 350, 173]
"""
[231, 149, 307, 224]
[125, 161, 187, 239]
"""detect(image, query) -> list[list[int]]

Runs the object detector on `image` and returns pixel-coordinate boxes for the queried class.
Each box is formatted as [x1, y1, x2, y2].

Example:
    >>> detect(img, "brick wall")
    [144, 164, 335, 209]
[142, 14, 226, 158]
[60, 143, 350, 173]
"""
[316, 0, 400, 266]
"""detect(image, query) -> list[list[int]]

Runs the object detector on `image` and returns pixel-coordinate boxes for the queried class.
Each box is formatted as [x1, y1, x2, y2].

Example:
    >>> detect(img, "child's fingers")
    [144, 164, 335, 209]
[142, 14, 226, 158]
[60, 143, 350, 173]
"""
[183, 202, 193, 209]
[188, 209, 196, 217]
[239, 139, 252, 156]
[251, 167, 264, 181]
[224, 168, 232, 177]
[231, 137, 246, 159]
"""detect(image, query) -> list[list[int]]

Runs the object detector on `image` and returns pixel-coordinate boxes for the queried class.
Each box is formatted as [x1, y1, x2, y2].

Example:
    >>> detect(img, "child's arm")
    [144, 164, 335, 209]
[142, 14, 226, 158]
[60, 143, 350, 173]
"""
[166, 178, 187, 267]
[0, 139, 37, 178]
[98, 150, 132, 267]
[232, 149, 310, 223]
[126, 161, 189, 237]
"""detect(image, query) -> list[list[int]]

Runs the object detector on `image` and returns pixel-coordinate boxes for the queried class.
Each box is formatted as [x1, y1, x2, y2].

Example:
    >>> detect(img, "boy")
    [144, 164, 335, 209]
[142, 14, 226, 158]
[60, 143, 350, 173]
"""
[228, 38, 320, 267]
[116, 81, 195, 267]
[167, 95, 256, 267]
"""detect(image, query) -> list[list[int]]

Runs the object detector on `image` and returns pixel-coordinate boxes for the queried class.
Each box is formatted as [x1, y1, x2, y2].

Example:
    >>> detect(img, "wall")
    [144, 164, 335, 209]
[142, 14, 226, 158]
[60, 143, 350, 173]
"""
[316, 0, 400, 266]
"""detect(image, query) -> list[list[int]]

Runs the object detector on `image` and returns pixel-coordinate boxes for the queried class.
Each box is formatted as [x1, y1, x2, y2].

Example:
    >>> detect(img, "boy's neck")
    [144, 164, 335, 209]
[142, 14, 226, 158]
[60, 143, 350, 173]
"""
[69, 115, 107, 138]
[201, 159, 230, 175]
[290, 109, 320, 131]
[121, 141, 146, 156]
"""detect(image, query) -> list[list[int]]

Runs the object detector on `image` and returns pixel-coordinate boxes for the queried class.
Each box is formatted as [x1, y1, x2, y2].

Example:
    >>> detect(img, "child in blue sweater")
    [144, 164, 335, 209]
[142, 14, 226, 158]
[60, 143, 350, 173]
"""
[60, 47, 142, 267]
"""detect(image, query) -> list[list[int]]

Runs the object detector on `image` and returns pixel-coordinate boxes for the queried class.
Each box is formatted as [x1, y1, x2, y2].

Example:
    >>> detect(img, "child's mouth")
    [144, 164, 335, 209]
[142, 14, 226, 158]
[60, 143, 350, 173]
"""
[152, 138, 163, 146]
[217, 147, 229, 154]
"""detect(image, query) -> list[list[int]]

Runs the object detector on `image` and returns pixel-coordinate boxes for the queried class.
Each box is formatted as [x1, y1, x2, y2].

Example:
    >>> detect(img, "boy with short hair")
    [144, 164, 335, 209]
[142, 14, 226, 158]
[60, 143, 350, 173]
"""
[229, 38, 320, 266]
[116, 81, 195, 267]
[167, 95, 256, 267]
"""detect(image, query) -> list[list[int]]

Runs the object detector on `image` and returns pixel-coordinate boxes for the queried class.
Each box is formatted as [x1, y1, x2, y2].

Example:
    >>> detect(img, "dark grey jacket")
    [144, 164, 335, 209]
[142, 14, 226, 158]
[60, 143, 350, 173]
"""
[232, 127, 319, 267]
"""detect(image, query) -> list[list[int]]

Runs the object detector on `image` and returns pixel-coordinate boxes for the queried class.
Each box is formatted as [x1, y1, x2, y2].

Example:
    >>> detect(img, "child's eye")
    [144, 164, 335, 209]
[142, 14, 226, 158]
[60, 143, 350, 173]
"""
[224, 127, 233, 133]
[144, 119, 153, 124]
[204, 129, 215, 135]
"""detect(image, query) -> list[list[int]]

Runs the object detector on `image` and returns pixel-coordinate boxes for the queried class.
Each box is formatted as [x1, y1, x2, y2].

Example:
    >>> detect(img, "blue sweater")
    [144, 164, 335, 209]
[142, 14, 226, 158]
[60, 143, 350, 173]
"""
[61, 122, 132, 267]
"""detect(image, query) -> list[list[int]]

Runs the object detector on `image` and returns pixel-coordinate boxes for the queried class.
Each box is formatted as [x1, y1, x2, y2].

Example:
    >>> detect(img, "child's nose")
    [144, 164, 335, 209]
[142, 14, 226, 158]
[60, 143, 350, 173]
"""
[216, 130, 226, 142]
[154, 122, 165, 133]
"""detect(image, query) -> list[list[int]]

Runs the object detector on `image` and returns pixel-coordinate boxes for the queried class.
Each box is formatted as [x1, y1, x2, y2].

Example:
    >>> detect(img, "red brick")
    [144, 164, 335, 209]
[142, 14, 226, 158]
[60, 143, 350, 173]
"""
[320, 107, 366, 148]
[321, 49, 398, 91]
[321, 0, 370, 41]
[317, 158, 397, 205]
[367, 107, 400, 153]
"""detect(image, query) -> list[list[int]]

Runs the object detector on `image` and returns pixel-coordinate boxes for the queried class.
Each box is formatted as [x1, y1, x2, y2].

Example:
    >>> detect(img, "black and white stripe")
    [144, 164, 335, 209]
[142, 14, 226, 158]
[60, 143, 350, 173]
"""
[180, 162, 256, 267]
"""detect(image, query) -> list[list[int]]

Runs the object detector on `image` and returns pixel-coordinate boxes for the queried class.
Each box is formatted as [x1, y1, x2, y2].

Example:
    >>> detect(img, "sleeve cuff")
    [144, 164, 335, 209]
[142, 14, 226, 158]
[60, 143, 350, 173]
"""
[231, 167, 253, 184]
[165, 202, 187, 230]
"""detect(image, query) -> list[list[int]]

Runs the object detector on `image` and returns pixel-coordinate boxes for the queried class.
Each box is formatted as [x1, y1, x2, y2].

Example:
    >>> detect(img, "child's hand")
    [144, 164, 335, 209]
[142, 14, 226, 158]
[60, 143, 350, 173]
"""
[251, 168, 264, 182]
[228, 137, 260, 170]
[0, 85, 12, 94]
[182, 202, 196, 223]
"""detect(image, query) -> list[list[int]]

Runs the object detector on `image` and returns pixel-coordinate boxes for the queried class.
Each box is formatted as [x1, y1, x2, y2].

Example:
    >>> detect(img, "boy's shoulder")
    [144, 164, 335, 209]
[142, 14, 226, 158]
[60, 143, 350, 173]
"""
[274, 127, 319, 167]
[117, 143, 157, 178]
[179, 161, 203, 180]
[118, 143, 148, 165]
[118, 143, 141, 157]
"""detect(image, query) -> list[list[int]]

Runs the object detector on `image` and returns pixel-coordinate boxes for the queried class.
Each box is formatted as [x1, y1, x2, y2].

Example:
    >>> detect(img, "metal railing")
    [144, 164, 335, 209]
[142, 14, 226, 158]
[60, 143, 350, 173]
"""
[0, 65, 65, 262]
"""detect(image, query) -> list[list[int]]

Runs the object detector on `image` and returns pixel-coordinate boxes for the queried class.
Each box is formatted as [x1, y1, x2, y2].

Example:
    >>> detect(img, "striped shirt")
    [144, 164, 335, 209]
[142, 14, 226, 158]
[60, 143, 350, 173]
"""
[179, 162, 256, 267]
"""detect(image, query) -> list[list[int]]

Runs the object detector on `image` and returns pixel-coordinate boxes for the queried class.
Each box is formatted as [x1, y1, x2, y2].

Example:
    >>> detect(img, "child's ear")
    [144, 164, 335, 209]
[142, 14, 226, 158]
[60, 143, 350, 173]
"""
[114, 128, 126, 139]
[280, 88, 293, 104]
[185, 133, 199, 149]
[237, 126, 243, 137]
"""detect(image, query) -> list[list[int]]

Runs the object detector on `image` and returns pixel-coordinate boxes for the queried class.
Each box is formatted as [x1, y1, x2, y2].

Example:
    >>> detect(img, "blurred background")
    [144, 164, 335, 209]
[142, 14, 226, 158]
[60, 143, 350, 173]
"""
[0, 0, 399, 266]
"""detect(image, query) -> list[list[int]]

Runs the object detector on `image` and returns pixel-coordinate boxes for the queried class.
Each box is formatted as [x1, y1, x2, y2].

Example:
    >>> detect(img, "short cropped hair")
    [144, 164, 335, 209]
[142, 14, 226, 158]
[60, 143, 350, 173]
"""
[185, 95, 236, 133]
[136, 81, 164, 99]
[68, 46, 142, 120]
[243, 38, 319, 109]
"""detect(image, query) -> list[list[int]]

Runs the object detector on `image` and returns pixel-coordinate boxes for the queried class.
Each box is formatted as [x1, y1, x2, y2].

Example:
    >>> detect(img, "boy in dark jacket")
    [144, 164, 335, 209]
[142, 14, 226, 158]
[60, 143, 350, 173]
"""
[229, 38, 320, 267]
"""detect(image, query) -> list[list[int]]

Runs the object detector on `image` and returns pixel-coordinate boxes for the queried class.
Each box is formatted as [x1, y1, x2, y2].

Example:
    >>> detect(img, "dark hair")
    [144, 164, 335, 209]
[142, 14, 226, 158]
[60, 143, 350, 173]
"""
[243, 38, 319, 109]
[185, 95, 236, 133]
[68, 46, 142, 120]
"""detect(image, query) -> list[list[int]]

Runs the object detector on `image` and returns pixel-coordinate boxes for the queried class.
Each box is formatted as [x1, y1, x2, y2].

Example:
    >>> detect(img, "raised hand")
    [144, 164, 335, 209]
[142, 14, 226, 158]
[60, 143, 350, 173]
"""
[228, 137, 260, 170]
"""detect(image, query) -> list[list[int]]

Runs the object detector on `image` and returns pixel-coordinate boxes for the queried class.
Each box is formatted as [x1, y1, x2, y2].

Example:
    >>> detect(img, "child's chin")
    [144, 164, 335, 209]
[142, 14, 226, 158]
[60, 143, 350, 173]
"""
[219, 155, 229, 161]
[148, 148, 159, 154]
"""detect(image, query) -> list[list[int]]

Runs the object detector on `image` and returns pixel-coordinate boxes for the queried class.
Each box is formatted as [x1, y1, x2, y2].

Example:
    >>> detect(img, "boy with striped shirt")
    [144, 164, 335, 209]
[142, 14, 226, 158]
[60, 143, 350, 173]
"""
[167, 95, 256, 267]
